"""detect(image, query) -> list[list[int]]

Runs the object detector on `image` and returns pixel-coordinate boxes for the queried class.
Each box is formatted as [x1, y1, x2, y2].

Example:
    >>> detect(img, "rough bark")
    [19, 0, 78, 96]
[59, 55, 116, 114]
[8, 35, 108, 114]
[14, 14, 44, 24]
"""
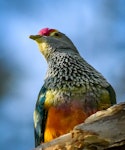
[34, 102, 125, 150]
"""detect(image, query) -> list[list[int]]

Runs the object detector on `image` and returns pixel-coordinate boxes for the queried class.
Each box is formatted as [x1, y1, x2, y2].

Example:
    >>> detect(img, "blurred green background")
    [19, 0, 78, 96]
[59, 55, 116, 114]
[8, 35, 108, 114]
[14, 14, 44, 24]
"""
[0, 0, 125, 149]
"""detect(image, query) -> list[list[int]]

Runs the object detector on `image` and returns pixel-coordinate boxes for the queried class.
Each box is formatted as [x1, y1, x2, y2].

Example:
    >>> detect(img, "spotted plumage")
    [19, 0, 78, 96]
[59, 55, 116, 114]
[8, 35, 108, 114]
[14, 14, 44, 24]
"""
[29, 28, 116, 147]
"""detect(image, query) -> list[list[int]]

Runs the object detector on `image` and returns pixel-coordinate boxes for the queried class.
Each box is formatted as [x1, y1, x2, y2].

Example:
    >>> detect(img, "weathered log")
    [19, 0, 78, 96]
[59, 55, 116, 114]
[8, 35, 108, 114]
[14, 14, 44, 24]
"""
[34, 102, 125, 150]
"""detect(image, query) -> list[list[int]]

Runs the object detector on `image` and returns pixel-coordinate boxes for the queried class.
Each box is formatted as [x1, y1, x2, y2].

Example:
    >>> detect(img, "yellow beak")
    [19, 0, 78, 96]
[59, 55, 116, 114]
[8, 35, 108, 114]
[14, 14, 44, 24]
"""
[29, 35, 42, 40]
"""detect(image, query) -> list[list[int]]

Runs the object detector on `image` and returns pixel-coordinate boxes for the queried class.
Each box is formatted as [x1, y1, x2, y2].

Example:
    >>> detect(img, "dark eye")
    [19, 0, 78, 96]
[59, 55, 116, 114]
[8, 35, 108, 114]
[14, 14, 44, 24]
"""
[54, 32, 60, 37]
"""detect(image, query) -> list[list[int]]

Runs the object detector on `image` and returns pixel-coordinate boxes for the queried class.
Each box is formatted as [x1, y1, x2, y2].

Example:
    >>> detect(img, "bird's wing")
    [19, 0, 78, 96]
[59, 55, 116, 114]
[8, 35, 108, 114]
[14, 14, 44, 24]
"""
[106, 84, 116, 105]
[34, 85, 47, 147]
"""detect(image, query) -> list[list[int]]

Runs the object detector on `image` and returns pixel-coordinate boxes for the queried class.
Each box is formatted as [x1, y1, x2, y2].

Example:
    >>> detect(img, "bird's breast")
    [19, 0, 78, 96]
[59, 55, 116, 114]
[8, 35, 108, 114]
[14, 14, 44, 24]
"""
[44, 99, 89, 142]
[44, 89, 98, 142]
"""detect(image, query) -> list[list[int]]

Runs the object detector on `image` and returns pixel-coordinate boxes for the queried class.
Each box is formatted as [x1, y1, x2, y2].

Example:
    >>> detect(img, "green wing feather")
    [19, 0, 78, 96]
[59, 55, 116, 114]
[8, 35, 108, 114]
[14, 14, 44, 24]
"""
[34, 85, 47, 147]
[106, 84, 116, 105]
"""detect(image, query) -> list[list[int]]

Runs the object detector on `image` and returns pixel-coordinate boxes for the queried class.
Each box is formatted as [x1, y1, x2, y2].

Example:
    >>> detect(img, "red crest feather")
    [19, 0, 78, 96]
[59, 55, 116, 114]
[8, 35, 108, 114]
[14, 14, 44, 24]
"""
[38, 28, 55, 36]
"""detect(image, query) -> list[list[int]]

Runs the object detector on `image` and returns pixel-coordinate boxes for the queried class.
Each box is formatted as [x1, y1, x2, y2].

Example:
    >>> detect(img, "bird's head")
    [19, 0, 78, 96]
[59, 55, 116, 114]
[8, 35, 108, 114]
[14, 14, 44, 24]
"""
[29, 28, 79, 60]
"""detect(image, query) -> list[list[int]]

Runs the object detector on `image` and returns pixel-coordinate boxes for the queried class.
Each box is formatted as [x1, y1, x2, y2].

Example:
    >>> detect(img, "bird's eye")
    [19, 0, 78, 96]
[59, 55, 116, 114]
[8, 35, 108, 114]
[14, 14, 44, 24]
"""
[50, 31, 61, 38]
[54, 32, 60, 37]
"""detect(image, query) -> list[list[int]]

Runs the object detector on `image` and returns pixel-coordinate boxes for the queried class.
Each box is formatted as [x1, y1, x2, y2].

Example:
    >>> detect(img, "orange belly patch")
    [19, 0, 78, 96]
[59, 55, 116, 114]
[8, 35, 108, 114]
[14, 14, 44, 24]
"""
[44, 100, 95, 142]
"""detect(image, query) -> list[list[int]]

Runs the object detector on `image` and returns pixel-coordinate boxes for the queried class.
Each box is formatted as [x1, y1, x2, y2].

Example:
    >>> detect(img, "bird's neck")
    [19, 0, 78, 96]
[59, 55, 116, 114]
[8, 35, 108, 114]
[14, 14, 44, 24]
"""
[44, 52, 82, 89]
[44, 52, 81, 89]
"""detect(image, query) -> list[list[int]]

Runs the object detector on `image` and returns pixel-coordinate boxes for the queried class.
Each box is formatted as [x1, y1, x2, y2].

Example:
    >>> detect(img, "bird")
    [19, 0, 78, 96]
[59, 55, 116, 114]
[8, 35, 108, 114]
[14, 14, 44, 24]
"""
[29, 27, 116, 147]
